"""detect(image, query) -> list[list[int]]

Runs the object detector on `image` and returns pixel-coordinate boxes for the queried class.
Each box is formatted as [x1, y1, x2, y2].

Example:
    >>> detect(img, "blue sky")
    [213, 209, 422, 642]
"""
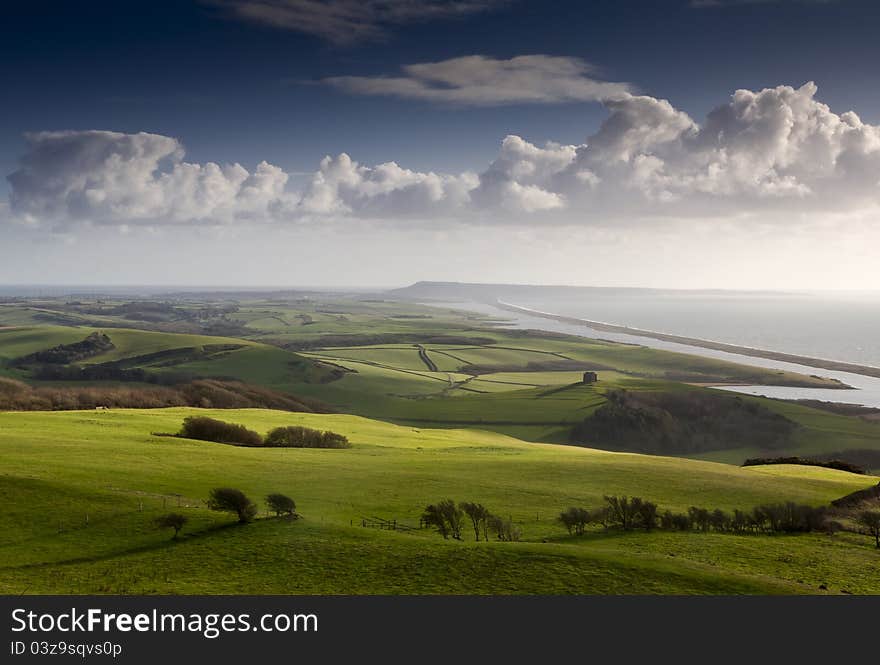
[3, 0, 878, 181]
[2, 0, 880, 288]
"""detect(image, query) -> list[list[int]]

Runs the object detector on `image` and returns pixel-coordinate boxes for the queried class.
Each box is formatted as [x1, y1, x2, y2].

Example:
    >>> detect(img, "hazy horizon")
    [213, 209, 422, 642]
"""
[2, 281, 880, 298]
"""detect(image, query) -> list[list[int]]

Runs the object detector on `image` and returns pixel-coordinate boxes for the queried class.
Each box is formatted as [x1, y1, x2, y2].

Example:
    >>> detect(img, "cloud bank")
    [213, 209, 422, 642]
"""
[7, 81, 880, 230]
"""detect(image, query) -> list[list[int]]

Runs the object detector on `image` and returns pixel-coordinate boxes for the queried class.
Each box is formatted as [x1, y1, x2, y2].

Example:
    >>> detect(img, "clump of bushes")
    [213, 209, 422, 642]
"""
[175, 418, 351, 449]
[264, 426, 351, 449]
[178, 416, 263, 446]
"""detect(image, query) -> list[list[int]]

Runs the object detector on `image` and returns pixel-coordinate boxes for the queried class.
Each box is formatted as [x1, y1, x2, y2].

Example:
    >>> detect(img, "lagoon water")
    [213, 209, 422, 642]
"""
[438, 295, 880, 409]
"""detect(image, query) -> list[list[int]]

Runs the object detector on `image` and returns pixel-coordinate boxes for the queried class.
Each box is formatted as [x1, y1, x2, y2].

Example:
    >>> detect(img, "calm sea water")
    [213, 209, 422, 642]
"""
[508, 291, 880, 368]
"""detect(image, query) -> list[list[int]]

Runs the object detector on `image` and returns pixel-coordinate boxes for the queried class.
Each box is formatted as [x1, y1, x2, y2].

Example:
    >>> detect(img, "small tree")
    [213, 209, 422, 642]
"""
[558, 507, 591, 535]
[710, 509, 730, 533]
[208, 488, 258, 523]
[689, 506, 712, 532]
[438, 499, 464, 540]
[154, 513, 188, 539]
[460, 502, 491, 541]
[266, 493, 297, 518]
[632, 498, 658, 531]
[422, 503, 450, 539]
[857, 510, 880, 548]
[558, 507, 578, 535]
[487, 514, 521, 542]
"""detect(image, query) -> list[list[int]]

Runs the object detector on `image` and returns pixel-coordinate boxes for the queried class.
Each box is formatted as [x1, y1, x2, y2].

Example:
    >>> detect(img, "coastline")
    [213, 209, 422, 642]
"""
[494, 300, 880, 381]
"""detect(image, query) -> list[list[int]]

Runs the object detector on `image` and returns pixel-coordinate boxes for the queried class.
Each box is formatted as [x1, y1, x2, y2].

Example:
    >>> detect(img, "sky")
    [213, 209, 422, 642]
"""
[2, 0, 879, 289]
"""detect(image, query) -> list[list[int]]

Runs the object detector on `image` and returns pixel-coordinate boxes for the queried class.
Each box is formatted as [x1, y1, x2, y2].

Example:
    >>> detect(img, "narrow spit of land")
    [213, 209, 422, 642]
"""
[495, 301, 880, 382]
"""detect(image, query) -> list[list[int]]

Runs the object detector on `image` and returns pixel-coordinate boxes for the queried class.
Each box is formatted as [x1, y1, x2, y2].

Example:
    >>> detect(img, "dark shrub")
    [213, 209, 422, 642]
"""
[178, 416, 262, 446]
[207, 488, 258, 523]
[266, 493, 297, 518]
[264, 425, 351, 449]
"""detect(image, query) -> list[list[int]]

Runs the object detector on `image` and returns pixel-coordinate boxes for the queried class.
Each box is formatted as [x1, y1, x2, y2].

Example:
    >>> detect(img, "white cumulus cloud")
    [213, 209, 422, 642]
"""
[6, 81, 880, 230]
[7, 130, 293, 226]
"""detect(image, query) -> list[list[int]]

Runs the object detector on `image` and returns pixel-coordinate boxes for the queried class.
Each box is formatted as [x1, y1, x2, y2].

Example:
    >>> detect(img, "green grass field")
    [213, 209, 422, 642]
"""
[1, 408, 877, 594]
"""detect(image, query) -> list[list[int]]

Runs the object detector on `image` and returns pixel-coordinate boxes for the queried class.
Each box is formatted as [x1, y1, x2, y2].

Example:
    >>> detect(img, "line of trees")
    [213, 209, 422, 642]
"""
[422, 500, 520, 542]
[559, 496, 837, 535]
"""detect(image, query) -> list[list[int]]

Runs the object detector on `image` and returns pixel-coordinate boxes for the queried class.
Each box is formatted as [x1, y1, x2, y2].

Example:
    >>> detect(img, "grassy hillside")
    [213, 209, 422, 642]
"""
[1, 408, 877, 594]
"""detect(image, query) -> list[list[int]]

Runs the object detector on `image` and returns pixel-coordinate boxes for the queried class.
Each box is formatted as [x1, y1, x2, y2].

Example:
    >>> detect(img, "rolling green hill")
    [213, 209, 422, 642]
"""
[3, 295, 880, 470]
[1, 408, 877, 594]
